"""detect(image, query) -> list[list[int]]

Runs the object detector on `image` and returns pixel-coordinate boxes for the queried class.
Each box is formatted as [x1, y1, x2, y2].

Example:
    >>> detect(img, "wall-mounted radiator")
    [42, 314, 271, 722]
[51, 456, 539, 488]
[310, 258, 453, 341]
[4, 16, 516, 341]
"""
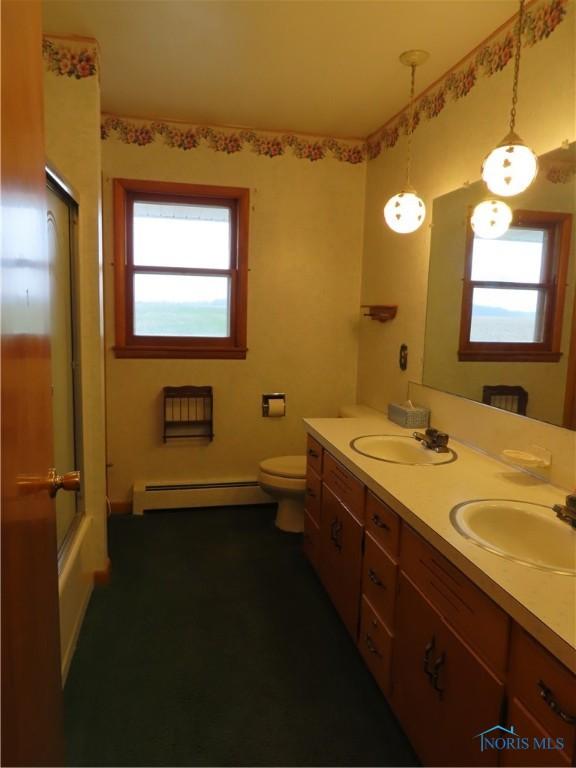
[132, 480, 272, 515]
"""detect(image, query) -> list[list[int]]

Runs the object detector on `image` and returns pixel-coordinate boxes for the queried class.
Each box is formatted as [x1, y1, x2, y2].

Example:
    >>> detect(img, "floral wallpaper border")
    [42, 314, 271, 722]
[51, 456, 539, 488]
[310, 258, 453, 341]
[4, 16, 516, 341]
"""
[366, 0, 567, 159]
[43, 36, 98, 79]
[100, 116, 367, 164]
[46, 0, 567, 163]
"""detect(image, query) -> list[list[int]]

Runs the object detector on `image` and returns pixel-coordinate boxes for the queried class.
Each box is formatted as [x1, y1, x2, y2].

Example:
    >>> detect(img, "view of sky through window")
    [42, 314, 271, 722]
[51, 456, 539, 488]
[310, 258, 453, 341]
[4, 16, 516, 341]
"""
[132, 202, 232, 336]
[469, 227, 546, 342]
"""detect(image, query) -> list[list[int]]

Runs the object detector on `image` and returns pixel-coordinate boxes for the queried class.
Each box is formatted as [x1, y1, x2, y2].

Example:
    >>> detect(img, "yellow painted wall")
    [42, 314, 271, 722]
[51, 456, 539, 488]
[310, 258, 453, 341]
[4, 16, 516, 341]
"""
[102, 142, 366, 501]
[357, 6, 575, 417]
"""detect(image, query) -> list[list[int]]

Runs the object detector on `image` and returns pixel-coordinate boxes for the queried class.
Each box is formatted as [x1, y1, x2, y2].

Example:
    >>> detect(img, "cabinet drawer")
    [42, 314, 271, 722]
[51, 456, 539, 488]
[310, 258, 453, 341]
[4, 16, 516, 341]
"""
[303, 510, 321, 574]
[362, 533, 397, 630]
[502, 698, 572, 767]
[306, 435, 323, 475]
[401, 526, 509, 676]
[323, 452, 364, 522]
[365, 491, 400, 558]
[358, 596, 393, 697]
[304, 467, 321, 525]
[509, 626, 576, 759]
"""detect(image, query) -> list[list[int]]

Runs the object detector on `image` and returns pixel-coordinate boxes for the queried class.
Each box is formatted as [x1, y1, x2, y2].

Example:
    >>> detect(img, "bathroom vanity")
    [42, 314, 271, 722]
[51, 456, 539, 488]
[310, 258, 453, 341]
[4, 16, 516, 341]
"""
[303, 416, 576, 768]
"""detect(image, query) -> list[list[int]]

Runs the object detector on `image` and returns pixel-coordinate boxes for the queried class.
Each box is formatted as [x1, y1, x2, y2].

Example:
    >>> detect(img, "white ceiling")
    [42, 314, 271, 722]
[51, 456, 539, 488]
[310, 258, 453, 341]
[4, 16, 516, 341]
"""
[43, 1, 519, 139]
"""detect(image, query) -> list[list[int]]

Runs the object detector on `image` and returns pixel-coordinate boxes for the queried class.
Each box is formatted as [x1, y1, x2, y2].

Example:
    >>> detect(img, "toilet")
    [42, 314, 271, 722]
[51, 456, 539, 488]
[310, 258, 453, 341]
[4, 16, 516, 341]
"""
[258, 455, 306, 532]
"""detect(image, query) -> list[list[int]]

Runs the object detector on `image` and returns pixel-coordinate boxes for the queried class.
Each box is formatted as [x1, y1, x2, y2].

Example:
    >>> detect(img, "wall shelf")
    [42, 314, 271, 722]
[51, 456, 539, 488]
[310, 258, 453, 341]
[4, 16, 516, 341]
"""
[361, 305, 398, 322]
[163, 386, 213, 442]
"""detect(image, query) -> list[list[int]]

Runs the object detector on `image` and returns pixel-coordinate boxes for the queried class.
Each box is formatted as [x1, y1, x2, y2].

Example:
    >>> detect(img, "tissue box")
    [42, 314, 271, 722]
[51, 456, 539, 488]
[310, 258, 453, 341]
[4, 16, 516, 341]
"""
[387, 402, 430, 428]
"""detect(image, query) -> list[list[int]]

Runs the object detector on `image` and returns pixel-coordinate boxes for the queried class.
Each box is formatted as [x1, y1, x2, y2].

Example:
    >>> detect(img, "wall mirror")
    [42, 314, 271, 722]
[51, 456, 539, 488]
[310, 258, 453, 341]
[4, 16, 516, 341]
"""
[423, 142, 575, 429]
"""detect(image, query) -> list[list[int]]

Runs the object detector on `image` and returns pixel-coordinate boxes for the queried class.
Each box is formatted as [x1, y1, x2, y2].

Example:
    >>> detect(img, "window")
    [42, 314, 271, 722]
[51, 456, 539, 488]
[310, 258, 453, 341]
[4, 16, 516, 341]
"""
[458, 210, 571, 362]
[113, 179, 249, 358]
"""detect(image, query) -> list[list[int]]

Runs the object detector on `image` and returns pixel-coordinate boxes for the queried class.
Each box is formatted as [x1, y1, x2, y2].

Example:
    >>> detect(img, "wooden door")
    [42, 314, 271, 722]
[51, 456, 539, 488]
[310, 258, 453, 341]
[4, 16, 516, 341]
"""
[1, 1, 65, 765]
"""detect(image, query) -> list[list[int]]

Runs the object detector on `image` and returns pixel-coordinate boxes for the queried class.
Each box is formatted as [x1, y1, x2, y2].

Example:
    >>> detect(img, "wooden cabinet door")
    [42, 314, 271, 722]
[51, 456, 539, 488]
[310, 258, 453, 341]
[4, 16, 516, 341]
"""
[435, 615, 505, 767]
[391, 573, 446, 766]
[501, 699, 571, 767]
[393, 574, 504, 767]
[320, 484, 363, 638]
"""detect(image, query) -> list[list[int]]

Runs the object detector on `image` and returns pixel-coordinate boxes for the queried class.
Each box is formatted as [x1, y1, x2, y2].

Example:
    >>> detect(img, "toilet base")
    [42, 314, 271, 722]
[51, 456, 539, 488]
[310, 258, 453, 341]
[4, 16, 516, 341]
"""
[275, 497, 304, 533]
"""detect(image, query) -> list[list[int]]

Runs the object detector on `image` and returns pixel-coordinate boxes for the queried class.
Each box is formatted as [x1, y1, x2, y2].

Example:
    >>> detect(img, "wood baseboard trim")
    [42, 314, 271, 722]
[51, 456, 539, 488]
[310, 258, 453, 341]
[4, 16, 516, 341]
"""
[93, 558, 111, 586]
[110, 501, 133, 515]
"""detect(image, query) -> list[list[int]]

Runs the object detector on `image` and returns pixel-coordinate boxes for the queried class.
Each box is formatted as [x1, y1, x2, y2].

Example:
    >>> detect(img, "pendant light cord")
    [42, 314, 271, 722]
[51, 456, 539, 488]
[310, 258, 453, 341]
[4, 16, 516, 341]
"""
[405, 63, 416, 188]
[509, 0, 525, 134]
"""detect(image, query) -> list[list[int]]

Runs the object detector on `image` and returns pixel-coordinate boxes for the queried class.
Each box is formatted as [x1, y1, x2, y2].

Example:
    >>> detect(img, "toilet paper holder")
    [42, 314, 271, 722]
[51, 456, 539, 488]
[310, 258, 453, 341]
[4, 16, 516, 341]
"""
[262, 393, 286, 417]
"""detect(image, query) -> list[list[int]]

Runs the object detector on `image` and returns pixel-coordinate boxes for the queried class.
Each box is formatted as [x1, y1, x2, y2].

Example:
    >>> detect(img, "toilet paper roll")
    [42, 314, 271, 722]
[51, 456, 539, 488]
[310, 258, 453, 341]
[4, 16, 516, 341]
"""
[268, 399, 285, 417]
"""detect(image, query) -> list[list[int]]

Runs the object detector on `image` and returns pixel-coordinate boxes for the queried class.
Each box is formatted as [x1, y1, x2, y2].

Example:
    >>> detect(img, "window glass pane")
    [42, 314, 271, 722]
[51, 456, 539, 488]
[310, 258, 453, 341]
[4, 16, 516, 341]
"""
[134, 274, 230, 337]
[470, 287, 544, 342]
[133, 202, 231, 269]
[471, 227, 546, 283]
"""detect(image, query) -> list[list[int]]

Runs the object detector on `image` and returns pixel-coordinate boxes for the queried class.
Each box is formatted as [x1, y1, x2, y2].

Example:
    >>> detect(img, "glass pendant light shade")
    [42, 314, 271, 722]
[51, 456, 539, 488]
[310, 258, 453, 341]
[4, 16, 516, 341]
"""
[482, 132, 538, 197]
[470, 199, 513, 239]
[383, 50, 429, 235]
[384, 190, 426, 234]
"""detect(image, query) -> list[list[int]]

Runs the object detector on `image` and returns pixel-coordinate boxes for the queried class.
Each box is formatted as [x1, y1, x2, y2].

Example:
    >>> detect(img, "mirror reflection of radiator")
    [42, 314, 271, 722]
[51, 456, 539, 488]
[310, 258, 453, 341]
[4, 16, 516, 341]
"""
[482, 385, 528, 415]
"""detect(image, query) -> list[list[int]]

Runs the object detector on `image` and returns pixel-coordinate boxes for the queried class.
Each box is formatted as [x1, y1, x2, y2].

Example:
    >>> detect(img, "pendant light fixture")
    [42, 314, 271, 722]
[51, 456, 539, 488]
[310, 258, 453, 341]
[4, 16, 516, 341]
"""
[470, 198, 513, 239]
[481, 0, 537, 196]
[384, 50, 429, 234]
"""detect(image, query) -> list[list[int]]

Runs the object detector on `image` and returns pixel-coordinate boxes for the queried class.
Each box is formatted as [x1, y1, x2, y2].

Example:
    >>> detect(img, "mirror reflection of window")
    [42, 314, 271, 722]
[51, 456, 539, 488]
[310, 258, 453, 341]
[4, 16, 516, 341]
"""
[458, 209, 571, 363]
[469, 227, 548, 344]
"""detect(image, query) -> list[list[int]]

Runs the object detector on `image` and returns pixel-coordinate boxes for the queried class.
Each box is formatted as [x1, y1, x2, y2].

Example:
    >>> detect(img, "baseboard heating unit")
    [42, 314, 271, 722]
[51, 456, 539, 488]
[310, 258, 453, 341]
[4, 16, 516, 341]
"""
[132, 480, 272, 515]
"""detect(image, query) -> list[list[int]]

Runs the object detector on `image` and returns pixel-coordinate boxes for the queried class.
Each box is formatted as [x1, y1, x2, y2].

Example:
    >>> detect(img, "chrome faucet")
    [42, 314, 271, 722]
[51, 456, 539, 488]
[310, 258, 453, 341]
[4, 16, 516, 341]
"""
[413, 427, 450, 453]
[553, 494, 576, 528]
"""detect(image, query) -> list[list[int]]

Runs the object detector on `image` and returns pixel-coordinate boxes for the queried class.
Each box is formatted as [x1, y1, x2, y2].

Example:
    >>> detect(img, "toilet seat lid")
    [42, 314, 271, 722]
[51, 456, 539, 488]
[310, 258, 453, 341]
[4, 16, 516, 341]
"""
[259, 455, 306, 478]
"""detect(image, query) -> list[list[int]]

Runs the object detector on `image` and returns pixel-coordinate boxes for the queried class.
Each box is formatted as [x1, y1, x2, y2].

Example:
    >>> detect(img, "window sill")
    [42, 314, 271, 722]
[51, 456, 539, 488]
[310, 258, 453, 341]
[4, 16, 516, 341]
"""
[458, 350, 562, 363]
[113, 345, 247, 360]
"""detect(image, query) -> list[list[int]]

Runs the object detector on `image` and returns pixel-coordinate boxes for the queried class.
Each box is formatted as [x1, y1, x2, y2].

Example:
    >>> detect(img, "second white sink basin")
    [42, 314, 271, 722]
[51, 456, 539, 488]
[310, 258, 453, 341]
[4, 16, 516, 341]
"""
[350, 434, 457, 465]
[451, 499, 576, 575]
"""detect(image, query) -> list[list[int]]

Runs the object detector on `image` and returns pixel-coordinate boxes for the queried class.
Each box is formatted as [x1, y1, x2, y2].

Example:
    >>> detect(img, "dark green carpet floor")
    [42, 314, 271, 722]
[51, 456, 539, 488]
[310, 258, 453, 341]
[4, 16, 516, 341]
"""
[64, 505, 419, 767]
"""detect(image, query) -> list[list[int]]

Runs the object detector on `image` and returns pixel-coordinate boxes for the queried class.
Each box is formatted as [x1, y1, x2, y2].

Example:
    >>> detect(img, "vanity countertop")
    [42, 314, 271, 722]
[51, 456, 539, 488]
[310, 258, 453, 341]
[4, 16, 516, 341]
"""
[304, 414, 576, 672]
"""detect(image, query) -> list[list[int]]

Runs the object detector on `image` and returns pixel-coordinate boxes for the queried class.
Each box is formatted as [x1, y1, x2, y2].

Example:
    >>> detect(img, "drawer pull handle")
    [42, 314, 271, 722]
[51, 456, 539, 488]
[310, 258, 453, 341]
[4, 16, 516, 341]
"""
[330, 519, 342, 551]
[368, 568, 384, 587]
[431, 653, 446, 697]
[308, 449, 319, 458]
[537, 681, 576, 725]
[306, 488, 316, 497]
[423, 637, 435, 679]
[365, 635, 382, 658]
[371, 514, 390, 530]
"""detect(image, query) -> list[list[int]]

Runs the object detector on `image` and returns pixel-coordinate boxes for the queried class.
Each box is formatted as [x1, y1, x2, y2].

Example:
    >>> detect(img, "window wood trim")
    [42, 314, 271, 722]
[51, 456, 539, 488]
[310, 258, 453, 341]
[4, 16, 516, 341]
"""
[458, 209, 572, 363]
[112, 178, 249, 359]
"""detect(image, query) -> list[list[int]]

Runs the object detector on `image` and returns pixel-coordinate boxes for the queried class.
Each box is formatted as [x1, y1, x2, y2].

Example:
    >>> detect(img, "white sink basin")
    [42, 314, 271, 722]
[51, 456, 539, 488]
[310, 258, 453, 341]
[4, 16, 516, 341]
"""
[451, 499, 576, 576]
[350, 434, 457, 465]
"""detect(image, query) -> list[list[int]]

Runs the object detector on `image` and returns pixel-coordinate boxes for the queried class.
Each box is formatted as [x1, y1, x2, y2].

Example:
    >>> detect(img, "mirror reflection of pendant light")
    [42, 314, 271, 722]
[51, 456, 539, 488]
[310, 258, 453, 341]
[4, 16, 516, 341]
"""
[384, 50, 429, 234]
[481, 0, 538, 196]
[470, 198, 513, 239]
